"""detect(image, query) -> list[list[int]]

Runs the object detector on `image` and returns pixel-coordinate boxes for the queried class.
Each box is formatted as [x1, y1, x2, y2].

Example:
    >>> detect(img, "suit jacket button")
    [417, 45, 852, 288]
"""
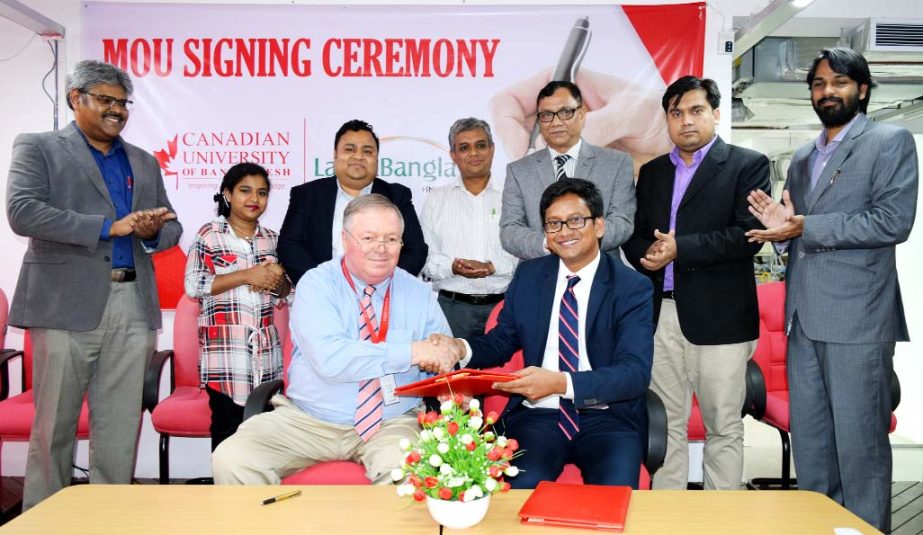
[104, 256, 111, 262]
[798, 252, 805, 259]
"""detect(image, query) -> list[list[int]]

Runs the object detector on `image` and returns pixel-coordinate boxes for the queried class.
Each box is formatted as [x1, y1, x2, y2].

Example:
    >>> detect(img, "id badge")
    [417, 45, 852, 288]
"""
[380, 374, 400, 406]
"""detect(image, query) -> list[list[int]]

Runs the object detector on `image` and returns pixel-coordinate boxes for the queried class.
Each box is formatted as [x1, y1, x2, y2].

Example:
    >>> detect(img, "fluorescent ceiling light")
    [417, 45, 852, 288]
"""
[790, 0, 817, 8]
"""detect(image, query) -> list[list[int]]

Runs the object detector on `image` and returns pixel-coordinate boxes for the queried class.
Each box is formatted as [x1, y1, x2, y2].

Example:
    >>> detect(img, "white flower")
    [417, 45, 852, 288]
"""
[437, 442, 450, 454]
[398, 438, 412, 451]
[504, 465, 519, 477]
[468, 398, 480, 410]
[441, 400, 454, 413]
[429, 454, 443, 467]
[468, 416, 483, 429]
[484, 478, 498, 492]
[390, 468, 404, 482]
[433, 427, 445, 440]
[396, 483, 415, 497]
[496, 436, 508, 447]
[460, 433, 474, 445]
[464, 485, 484, 501]
[440, 463, 454, 475]
[419, 430, 433, 442]
[447, 477, 465, 488]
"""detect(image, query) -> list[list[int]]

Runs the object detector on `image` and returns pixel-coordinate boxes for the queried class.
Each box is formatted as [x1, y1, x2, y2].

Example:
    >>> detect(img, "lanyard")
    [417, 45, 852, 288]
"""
[340, 258, 391, 343]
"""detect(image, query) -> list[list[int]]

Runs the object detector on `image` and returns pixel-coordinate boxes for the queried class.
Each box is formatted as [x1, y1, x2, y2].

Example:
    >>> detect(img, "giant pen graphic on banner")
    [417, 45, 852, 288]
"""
[528, 17, 592, 151]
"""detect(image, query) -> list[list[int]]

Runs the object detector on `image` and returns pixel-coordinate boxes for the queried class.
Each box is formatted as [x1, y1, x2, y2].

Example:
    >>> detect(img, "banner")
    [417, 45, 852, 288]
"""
[82, 2, 705, 307]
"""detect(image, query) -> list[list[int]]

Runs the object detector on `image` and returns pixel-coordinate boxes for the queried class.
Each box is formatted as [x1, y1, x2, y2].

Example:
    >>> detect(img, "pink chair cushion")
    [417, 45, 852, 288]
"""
[763, 392, 790, 432]
[0, 391, 90, 440]
[281, 461, 371, 485]
[687, 397, 706, 441]
[150, 386, 211, 436]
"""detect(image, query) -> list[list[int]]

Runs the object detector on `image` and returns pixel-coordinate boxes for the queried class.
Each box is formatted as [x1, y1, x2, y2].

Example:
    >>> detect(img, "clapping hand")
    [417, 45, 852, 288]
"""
[452, 258, 494, 279]
[745, 189, 804, 243]
[639, 229, 676, 271]
[132, 207, 177, 240]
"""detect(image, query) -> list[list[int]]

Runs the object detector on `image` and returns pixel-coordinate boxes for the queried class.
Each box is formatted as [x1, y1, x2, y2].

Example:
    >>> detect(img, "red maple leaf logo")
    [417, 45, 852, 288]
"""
[154, 135, 179, 188]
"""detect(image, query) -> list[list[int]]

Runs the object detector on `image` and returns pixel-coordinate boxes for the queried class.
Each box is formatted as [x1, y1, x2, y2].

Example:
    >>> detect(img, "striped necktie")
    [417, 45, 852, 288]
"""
[554, 154, 571, 181]
[355, 285, 384, 441]
[558, 275, 581, 440]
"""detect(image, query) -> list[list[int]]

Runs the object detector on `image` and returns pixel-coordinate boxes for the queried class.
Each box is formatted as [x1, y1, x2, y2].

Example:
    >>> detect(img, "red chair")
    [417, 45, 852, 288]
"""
[0, 289, 90, 511]
[746, 281, 900, 490]
[242, 326, 371, 485]
[481, 301, 667, 489]
[143, 295, 291, 484]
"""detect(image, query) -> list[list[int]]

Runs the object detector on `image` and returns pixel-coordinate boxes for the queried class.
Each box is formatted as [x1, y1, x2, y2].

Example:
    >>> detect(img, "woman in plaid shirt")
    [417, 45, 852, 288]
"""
[184, 162, 291, 449]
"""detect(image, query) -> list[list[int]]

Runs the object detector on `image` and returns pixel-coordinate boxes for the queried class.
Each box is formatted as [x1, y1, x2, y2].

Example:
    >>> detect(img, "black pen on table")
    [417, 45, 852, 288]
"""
[261, 489, 302, 505]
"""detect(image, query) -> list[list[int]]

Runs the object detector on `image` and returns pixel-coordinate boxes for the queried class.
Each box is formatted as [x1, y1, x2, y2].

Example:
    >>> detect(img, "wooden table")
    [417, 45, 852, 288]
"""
[1, 485, 879, 534]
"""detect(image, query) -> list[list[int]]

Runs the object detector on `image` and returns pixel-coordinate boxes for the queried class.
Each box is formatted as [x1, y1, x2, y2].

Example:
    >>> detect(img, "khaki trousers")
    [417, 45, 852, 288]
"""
[212, 394, 420, 485]
[650, 300, 755, 490]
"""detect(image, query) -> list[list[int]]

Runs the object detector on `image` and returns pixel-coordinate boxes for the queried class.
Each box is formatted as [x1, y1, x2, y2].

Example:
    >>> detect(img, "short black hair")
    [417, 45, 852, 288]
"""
[536, 81, 583, 109]
[334, 119, 380, 152]
[539, 178, 603, 222]
[807, 47, 876, 113]
[662, 76, 720, 113]
[215, 162, 269, 217]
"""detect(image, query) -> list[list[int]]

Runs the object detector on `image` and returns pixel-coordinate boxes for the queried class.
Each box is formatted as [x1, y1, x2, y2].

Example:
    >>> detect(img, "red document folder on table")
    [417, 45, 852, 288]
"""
[394, 369, 516, 397]
[518, 481, 632, 531]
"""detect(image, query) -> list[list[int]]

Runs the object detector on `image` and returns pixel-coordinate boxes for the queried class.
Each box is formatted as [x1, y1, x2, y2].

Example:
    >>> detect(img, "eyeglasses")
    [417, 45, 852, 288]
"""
[536, 107, 581, 123]
[345, 230, 403, 251]
[80, 90, 133, 110]
[543, 216, 595, 233]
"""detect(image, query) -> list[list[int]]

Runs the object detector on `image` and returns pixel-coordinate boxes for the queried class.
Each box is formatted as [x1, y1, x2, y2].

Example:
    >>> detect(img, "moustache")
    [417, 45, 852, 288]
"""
[818, 97, 843, 106]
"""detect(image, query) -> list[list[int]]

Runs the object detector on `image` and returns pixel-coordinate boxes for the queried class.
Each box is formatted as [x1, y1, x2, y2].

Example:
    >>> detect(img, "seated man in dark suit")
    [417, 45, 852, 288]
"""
[278, 119, 427, 286]
[436, 178, 654, 488]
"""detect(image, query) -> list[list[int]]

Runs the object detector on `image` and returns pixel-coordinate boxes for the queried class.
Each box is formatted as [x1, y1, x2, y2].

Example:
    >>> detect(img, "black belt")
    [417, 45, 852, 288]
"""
[111, 269, 137, 282]
[438, 290, 504, 306]
[661, 290, 675, 300]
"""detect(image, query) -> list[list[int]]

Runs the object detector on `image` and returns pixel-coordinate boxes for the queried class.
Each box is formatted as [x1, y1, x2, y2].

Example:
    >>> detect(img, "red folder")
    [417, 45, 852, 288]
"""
[518, 481, 631, 531]
[394, 369, 517, 397]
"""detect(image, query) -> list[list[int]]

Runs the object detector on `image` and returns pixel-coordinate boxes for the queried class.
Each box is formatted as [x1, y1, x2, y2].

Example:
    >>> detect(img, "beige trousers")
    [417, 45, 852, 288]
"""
[211, 394, 420, 485]
[650, 300, 755, 490]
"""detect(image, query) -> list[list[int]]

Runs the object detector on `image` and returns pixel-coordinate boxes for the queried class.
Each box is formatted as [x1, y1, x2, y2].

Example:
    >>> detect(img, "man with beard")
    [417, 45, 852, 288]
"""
[746, 47, 918, 532]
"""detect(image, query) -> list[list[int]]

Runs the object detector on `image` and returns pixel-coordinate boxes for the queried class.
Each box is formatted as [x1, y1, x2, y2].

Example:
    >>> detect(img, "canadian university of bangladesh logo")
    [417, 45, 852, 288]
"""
[152, 131, 294, 190]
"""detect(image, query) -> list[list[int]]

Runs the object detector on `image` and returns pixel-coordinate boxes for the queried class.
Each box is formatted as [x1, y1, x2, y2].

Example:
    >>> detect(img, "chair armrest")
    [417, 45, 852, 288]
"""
[890, 369, 901, 412]
[242, 379, 284, 422]
[644, 389, 667, 477]
[745, 359, 766, 421]
[142, 349, 174, 413]
[0, 348, 25, 401]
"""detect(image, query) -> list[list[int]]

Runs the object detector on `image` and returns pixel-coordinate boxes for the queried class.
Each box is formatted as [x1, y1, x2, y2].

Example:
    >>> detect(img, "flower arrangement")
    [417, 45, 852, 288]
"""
[392, 395, 521, 503]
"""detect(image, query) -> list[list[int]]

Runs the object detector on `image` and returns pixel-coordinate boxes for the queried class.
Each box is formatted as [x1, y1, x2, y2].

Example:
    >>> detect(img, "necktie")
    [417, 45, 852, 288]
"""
[554, 154, 571, 181]
[355, 285, 384, 441]
[558, 275, 581, 440]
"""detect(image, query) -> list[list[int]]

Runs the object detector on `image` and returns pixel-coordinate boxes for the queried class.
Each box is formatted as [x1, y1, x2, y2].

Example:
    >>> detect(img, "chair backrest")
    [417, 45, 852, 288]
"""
[481, 301, 522, 416]
[172, 295, 202, 387]
[752, 282, 787, 395]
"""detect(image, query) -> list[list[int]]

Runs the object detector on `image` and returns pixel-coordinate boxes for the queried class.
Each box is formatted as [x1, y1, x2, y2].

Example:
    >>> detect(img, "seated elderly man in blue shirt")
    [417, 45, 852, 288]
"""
[212, 194, 456, 484]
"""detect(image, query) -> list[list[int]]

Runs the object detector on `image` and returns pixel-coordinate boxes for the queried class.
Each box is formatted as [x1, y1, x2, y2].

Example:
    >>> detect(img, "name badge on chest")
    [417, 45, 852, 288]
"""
[379, 374, 400, 406]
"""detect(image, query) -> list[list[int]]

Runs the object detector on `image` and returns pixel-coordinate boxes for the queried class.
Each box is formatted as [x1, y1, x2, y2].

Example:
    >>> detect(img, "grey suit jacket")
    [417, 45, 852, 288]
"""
[499, 141, 635, 259]
[785, 114, 917, 343]
[6, 122, 182, 331]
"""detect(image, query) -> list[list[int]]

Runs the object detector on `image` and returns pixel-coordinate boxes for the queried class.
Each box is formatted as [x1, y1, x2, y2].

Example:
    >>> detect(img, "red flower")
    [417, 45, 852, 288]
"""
[410, 474, 422, 487]
[424, 411, 440, 425]
[447, 421, 459, 436]
[417, 412, 425, 425]
[488, 465, 502, 479]
[500, 481, 511, 492]
[487, 446, 503, 461]
[503, 447, 514, 459]
[486, 411, 499, 425]
[465, 442, 476, 451]
[424, 476, 438, 489]
[438, 487, 453, 500]
[453, 393, 464, 406]
[507, 438, 519, 451]
[406, 451, 422, 465]
[469, 408, 481, 418]
[458, 491, 466, 502]
[414, 489, 426, 502]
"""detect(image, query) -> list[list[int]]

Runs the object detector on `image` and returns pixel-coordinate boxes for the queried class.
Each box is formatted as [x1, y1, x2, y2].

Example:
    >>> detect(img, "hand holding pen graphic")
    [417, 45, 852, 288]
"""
[490, 18, 672, 174]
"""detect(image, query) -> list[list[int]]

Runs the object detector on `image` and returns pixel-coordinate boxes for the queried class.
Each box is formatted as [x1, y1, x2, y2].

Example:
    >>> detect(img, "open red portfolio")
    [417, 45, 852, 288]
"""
[518, 481, 632, 531]
[393, 369, 517, 398]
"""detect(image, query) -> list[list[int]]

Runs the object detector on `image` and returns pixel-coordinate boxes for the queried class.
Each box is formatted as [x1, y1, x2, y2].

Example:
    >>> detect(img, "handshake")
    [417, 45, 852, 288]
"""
[410, 333, 467, 375]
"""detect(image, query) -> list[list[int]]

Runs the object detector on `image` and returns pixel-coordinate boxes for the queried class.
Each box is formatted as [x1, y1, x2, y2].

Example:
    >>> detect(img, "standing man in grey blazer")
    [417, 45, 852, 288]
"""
[747, 47, 917, 532]
[6, 60, 182, 510]
[500, 81, 635, 260]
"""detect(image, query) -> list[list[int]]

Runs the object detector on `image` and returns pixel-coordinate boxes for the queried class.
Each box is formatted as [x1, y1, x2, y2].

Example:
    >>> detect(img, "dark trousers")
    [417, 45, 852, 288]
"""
[206, 386, 245, 451]
[502, 406, 642, 489]
[437, 295, 496, 339]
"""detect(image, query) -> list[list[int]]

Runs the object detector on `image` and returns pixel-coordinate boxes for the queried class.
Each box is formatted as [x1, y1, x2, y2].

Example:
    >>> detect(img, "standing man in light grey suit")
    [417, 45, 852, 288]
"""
[747, 47, 917, 532]
[6, 60, 182, 510]
[500, 81, 636, 260]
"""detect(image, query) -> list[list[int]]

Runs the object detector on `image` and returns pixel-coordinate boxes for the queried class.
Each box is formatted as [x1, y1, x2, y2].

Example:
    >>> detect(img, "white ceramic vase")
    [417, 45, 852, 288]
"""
[425, 494, 491, 529]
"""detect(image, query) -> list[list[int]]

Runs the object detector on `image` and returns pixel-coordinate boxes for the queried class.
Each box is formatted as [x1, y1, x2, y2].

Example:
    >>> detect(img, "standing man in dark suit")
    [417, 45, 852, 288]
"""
[278, 120, 427, 286]
[623, 76, 770, 491]
[6, 60, 182, 510]
[500, 81, 636, 260]
[438, 179, 653, 488]
[747, 47, 917, 532]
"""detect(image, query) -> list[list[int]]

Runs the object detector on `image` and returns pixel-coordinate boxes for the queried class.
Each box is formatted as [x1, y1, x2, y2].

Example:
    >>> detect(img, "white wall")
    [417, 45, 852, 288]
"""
[1, 0, 920, 480]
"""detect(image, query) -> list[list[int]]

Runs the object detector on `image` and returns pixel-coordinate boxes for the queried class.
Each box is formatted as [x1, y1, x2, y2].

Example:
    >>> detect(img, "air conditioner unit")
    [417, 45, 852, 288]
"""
[848, 18, 923, 61]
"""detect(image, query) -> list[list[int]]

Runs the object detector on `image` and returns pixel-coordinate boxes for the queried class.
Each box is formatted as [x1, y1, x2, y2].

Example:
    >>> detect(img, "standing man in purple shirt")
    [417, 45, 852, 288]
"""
[622, 76, 770, 490]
